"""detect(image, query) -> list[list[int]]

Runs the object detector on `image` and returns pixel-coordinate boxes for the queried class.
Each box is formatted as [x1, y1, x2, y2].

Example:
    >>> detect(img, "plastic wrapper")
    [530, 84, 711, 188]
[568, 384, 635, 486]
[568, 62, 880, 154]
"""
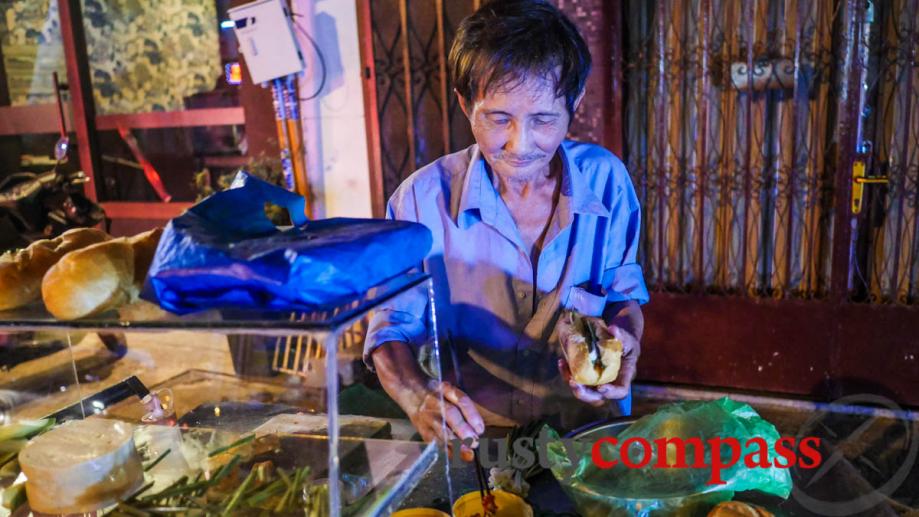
[144, 172, 433, 314]
[547, 398, 792, 516]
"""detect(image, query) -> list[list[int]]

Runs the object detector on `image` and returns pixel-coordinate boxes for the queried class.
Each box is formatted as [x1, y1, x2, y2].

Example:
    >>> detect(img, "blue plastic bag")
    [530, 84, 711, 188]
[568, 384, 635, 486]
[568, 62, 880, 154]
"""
[144, 172, 432, 314]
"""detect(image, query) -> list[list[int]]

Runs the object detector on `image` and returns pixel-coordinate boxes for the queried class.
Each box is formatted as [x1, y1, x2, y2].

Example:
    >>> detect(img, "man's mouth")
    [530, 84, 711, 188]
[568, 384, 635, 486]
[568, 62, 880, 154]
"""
[505, 158, 540, 167]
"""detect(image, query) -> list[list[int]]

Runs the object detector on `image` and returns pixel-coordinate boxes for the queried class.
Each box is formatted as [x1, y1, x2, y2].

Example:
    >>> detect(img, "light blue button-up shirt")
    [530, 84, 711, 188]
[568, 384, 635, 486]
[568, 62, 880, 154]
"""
[365, 140, 649, 430]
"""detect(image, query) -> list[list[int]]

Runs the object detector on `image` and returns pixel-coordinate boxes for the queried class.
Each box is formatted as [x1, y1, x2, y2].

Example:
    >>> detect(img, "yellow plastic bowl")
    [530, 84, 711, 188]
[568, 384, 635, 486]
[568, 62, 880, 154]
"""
[391, 509, 451, 517]
[452, 490, 534, 517]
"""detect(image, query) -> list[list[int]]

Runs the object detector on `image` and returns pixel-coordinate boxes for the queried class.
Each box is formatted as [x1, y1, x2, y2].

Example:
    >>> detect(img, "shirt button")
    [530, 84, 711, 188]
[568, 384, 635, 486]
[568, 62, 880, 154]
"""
[517, 290, 527, 299]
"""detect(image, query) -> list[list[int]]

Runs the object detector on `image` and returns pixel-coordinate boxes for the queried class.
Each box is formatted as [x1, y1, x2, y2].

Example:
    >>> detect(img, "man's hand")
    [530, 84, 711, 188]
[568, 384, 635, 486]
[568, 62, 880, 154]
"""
[558, 319, 640, 406]
[409, 380, 485, 462]
[371, 341, 484, 462]
[558, 300, 643, 408]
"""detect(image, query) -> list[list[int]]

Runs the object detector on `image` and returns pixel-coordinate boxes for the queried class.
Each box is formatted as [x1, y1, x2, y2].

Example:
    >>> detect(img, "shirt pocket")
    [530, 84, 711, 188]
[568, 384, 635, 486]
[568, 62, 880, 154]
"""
[561, 285, 607, 318]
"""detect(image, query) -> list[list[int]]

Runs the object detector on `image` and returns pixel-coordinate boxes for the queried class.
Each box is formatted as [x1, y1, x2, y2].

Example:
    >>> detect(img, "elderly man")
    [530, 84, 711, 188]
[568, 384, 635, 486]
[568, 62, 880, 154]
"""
[364, 0, 648, 459]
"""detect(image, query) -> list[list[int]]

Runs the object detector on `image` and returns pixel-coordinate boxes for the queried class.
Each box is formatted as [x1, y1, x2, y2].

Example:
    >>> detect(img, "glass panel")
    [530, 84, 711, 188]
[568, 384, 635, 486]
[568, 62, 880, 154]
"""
[331, 278, 443, 516]
[0, 329, 81, 423]
[0, 273, 442, 515]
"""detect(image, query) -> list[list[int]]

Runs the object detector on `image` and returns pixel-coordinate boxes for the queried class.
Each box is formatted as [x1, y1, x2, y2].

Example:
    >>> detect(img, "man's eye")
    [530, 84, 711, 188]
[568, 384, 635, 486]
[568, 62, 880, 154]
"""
[534, 118, 554, 126]
[492, 118, 509, 125]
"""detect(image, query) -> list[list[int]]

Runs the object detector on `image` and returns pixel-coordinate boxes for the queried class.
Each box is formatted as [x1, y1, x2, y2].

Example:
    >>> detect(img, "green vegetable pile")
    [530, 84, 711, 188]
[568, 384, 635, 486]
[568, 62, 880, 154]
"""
[112, 434, 329, 516]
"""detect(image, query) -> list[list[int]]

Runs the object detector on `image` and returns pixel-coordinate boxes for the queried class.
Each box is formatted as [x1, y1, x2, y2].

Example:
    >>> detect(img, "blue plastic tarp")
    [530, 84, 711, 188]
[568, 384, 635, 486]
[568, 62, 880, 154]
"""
[143, 172, 432, 314]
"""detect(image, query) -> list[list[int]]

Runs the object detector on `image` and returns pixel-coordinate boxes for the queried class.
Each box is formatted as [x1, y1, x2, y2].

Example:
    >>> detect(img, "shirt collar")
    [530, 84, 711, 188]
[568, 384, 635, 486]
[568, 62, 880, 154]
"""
[451, 141, 610, 229]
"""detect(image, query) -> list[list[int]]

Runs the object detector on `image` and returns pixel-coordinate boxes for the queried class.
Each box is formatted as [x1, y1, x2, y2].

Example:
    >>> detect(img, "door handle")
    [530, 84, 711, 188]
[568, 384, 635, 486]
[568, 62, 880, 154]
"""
[852, 160, 889, 214]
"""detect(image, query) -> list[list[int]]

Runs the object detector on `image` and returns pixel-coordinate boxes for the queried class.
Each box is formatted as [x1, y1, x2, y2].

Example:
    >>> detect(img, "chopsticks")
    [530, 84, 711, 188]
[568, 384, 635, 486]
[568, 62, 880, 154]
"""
[473, 448, 492, 503]
[444, 332, 493, 510]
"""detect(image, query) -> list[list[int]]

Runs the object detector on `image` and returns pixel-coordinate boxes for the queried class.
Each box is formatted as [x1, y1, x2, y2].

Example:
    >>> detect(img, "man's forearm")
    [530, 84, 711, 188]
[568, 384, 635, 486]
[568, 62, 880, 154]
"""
[603, 299, 644, 342]
[370, 340, 431, 413]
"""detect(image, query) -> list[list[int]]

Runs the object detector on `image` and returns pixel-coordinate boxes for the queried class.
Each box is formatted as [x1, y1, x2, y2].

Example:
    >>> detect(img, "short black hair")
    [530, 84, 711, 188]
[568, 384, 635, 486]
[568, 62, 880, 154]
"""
[449, 0, 591, 116]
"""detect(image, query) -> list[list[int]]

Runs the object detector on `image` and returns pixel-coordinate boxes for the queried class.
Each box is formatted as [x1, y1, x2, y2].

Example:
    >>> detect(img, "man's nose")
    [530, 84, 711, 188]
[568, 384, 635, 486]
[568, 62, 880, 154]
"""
[505, 123, 533, 155]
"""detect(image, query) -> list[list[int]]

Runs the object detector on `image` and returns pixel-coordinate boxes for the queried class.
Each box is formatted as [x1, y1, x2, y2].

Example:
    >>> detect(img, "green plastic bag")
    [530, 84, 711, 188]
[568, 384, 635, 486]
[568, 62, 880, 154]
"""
[547, 398, 792, 516]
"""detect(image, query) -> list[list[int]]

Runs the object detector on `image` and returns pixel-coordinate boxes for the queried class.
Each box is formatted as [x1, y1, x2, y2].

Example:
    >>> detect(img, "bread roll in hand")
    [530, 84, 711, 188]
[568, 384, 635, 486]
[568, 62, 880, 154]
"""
[0, 228, 110, 311]
[41, 228, 162, 320]
[558, 311, 623, 386]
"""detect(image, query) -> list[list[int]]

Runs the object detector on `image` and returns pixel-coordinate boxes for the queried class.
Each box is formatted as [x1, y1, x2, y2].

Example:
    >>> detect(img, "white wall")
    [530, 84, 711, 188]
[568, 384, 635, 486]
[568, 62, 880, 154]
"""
[292, 0, 373, 219]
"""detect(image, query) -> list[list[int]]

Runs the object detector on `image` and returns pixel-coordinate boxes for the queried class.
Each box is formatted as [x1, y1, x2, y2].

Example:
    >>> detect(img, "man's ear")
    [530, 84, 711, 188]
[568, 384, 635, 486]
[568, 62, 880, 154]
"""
[456, 89, 472, 118]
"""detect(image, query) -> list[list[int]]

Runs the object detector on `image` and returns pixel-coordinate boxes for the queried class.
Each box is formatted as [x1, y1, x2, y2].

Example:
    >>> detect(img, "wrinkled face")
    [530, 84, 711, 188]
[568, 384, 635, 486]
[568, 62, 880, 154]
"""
[459, 73, 579, 181]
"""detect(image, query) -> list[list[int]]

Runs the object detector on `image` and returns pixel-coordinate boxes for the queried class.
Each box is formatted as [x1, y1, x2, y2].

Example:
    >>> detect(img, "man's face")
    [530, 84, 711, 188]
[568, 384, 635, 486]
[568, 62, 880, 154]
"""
[459, 74, 577, 181]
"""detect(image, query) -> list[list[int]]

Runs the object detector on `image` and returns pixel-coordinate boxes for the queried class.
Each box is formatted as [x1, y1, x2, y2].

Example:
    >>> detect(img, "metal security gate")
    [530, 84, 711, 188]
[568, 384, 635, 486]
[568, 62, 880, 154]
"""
[619, 0, 919, 405]
[622, 0, 919, 306]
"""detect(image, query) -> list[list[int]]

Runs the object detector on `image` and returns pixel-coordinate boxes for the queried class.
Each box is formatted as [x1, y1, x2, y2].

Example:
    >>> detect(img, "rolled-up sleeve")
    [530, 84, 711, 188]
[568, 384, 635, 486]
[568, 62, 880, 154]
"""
[602, 161, 650, 305]
[362, 185, 431, 371]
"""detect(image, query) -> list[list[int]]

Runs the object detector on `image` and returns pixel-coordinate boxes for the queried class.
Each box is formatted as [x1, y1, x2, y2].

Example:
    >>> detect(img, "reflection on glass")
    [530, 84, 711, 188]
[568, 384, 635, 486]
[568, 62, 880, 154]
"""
[141, 387, 176, 425]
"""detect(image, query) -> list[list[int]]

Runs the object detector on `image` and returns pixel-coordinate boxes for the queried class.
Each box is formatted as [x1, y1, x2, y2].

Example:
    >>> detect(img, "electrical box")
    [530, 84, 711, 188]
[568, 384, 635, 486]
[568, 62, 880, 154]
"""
[229, 0, 305, 84]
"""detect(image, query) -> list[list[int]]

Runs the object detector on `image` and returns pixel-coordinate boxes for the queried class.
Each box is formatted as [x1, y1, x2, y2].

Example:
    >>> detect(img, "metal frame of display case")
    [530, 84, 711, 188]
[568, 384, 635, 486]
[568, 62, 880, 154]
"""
[0, 271, 442, 517]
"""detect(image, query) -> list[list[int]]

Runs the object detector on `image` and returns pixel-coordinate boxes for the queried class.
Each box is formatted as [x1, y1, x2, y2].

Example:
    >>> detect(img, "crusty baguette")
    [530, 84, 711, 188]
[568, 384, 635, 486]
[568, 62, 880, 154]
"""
[127, 227, 163, 287]
[41, 228, 162, 320]
[560, 311, 623, 386]
[0, 228, 110, 311]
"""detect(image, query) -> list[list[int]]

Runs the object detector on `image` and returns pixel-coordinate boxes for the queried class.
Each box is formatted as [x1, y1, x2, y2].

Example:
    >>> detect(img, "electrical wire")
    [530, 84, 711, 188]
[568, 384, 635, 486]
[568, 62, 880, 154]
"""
[290, 15, 328, 101]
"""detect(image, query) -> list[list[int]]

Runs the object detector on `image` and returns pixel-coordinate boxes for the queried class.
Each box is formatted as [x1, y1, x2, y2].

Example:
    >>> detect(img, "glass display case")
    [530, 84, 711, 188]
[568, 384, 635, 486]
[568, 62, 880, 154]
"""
[0, 271, 443, 516]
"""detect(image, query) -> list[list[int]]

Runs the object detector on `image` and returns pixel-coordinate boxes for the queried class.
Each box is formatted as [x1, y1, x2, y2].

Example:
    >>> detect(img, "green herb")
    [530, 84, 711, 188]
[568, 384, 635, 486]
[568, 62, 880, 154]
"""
[144, 448, 172, 471]
[0, 418, 54, 442]
[0, 451, 17, 470]
[210, 455, 241, 484]
[125, 480, 155, 502]
[245, 478, 285, 506]
[114, 502, 153, 517]
[0, 438, 27, 454]
[207, 434, 255, 457]
[122, 455, 315, 515]
[1, 483, 26, 511]
[277, 467, 292, 489]
[221, 466, 257, 515]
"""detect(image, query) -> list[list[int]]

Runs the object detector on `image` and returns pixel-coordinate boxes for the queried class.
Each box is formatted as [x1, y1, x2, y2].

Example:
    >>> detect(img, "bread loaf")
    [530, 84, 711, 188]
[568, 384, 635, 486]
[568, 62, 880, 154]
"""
[0, 228, 110, 311]
[560, 311, 623, 386]
[41, 228, 162, 320]
[127, 227, 163, 286]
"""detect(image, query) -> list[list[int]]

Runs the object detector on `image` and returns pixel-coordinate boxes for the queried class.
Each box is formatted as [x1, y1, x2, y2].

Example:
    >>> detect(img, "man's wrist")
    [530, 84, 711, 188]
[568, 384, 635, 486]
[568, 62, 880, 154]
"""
[371, 340, 434, 413]
[604, 299, 644, 342]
